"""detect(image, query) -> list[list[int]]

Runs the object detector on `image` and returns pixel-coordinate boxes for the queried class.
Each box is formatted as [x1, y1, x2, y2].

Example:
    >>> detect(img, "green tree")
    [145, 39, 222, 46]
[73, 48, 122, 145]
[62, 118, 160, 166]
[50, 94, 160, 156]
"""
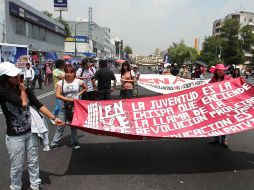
[42, 10, 71, 37]
[240, 25, 254, 52]
[221, 18, 244, 65]
[168, 41, 198, 64]
[123, 46, 133, 54]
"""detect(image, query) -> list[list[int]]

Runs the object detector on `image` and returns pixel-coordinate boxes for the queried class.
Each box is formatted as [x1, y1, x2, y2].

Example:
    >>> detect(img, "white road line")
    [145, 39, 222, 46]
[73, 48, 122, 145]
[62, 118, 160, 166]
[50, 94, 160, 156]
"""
[0, 90, 55, 115]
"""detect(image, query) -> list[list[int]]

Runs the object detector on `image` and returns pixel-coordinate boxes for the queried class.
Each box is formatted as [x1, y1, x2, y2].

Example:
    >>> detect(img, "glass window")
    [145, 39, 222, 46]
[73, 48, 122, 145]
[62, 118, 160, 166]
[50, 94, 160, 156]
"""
[16, 19, 26, 35]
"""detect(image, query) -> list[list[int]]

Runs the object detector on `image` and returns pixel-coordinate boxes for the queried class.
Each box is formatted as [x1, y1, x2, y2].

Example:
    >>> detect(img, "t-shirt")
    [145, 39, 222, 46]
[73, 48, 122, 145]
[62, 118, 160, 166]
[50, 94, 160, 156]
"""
[33, 66, 41, 76]
[76, 68, 94, 92]
[53, 68, 65, 87]
[92, 68, 116, 90]
[0, 86, 43, 136]
[57, 78, 83, 100]
[121, 70, 136, 90]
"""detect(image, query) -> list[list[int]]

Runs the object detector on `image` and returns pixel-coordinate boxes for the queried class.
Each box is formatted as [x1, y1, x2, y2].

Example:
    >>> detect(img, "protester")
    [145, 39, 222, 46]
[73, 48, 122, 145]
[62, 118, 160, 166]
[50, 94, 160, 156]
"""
[92, 60, 116, 100]
[179, 65, 188, 79]
[50, 65, 87, 150]
[44, 62, 53, 86]
[88, 59, 97, 76]
[51, 59, 65, 124]
[163, 63, 171, 75]
[193, 65, 202, 79]
[31, 61, 43, 90]
[209, 63, 232, 148]
[76, 58, 96, 100]
[170, 63, 179, 76]
[132, 65, 140, 97]
[120, 61, 136, 99]
[158, 64, 164, 74]
[0, 62, 64, 190]
[24, 63, 34, 87]
[231, 68, 241, 78]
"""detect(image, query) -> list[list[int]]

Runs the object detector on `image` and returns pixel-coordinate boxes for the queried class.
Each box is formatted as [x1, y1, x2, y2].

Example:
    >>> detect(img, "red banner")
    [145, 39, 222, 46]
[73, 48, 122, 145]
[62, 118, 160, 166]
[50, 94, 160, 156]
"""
[72, 78, 254, 139]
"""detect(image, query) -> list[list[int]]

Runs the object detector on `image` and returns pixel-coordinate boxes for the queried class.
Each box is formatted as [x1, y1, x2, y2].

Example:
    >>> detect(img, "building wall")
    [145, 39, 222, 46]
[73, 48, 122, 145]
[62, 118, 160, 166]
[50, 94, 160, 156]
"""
[3, 0, 65, 53]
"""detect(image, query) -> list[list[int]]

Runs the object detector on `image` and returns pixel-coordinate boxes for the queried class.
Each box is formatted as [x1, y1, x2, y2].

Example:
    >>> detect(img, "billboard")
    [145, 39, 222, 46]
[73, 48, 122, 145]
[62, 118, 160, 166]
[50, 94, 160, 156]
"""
[54, 0, 68, 11]
[0, 43, 29, 70]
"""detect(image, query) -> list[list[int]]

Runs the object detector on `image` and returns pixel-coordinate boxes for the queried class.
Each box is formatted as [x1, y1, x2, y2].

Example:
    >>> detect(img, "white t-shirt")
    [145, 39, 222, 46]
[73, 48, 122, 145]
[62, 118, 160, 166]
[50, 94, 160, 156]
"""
[57, 78, 83, 100]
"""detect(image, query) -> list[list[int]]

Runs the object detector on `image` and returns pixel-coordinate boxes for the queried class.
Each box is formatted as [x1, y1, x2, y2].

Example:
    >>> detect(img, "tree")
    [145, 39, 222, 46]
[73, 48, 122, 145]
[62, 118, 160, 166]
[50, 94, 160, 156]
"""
[154, 48, 160, 56]
[240, 25, 254, 52]
[168, 41, 198, 64]
[221, 18, 244, 65]
[42, 10, 71, 37]
[123, 46, 133, 55]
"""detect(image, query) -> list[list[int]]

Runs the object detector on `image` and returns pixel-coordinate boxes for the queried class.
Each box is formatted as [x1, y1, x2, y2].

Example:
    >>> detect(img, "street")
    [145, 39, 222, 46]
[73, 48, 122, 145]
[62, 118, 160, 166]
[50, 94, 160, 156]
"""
[0, 78, 254, 190]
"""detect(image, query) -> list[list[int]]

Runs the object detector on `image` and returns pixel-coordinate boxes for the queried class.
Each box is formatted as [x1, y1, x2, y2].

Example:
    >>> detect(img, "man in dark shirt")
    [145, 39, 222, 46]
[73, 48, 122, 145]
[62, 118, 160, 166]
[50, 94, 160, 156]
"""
[92, 60, 116, 100]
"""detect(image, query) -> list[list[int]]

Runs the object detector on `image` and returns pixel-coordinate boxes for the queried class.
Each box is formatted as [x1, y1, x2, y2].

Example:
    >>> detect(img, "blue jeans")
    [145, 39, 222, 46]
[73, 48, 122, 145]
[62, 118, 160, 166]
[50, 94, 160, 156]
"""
[50, 110, 78, 146]
[52, 99, 62, 116]
[6, 133, 41, 190]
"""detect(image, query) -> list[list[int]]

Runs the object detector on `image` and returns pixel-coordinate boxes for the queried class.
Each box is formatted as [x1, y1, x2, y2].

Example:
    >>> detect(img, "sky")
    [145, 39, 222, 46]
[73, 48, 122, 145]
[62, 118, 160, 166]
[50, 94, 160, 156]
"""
[23, 0, 254, 55]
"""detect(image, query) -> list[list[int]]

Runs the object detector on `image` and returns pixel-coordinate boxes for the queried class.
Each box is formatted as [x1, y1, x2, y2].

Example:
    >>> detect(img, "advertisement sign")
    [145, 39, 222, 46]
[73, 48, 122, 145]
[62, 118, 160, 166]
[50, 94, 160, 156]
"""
[54, 0, 68, 11]
[72, 78, 254, 139]
[65, 36, 89, 43]
[0, 43, 29, 70]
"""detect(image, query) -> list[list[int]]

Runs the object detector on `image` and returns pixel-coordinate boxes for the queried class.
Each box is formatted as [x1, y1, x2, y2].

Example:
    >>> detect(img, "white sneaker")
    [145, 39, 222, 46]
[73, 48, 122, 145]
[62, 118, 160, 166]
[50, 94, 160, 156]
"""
[43, 145, 51, 152]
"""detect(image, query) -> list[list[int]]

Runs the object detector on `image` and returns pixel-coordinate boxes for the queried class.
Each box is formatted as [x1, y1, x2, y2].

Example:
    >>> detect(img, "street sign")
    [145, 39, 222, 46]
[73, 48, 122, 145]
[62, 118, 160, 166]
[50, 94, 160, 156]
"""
[54, 0, 68, 11]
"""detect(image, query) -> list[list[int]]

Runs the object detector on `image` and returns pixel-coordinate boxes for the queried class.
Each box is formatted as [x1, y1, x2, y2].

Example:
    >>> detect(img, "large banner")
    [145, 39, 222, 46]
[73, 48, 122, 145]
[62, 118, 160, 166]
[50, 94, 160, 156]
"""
[72, 78, 254, 139]
[0, 43, 29, 70]
[115, 74, 209, 94]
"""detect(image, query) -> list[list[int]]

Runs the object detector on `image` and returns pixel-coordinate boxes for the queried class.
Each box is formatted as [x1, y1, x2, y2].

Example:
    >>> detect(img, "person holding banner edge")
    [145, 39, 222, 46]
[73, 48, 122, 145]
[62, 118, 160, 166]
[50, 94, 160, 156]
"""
[209, 63, 232, 148]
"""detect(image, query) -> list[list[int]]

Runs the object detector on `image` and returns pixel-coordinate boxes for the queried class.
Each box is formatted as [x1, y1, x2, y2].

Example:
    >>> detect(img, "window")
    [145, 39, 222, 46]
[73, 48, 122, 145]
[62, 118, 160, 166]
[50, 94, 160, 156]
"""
[39, 28, 46, 41]
[16, 19, 26, 35]
[32, 25, 39, 39]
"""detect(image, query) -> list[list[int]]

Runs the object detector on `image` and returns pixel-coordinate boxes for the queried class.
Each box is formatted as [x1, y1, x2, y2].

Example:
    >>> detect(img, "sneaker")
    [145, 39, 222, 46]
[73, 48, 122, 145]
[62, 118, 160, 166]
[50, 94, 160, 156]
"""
[221, 141, 229, 148]
[50, 144, 58, 150]
[43, 145, 51, 152]
[50, 118, 56, 125]
[72, 143, 80, 150]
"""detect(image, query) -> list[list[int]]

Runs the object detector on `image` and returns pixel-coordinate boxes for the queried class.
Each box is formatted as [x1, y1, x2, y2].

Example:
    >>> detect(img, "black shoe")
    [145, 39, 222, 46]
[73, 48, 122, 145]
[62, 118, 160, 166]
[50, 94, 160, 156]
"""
[50, 144, 58, 150]
[72, 143, 80, 150]
[209, 140, 219, 145]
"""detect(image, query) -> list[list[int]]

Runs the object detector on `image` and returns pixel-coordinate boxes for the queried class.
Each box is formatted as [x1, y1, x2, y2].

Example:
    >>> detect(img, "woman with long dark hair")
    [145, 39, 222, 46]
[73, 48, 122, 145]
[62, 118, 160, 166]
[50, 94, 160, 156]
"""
[0, 62, 63, 190]
[120, 61, 136, 99]
[50, 65, 87, 150]
[231, 68, 241, 78]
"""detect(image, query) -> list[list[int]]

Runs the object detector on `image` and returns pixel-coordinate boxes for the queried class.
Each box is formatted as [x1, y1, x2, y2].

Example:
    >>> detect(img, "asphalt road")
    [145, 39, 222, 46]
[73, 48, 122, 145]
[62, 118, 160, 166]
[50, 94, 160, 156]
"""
[0, 77, 254, 190]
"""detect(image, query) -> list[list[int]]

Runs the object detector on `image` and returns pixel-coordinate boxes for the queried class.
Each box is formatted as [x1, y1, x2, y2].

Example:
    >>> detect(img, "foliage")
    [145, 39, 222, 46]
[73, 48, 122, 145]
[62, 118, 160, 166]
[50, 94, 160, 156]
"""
[123, 46, 133, 54]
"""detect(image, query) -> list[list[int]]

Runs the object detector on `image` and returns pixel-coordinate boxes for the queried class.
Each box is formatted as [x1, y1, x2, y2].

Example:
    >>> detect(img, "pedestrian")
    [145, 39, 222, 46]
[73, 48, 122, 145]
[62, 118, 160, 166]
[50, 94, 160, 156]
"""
[88, 58, 97, 77]
[231, 68, 241, 78]
[92, 60, 116, 100]
[179, 65, 188, 79]
[0, 62, 64, 190]
[23, 63, 34, 87]
[120, 61, 136, 99]
[76, 58, 96, 100]
[50, 65, 88, 150]
[44, 62, 53, 85]
[209, 63, 232, 148]
[163, 63, 171, 75]
[132, 65, 140, 97]
[31, 61, 43, 90]
[170, 63, 179, 76]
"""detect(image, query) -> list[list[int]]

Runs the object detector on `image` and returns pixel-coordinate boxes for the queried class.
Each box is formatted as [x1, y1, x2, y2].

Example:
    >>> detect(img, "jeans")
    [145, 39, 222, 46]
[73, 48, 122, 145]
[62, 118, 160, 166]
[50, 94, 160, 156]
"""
[24, 78, 32, 88]
[31, 75, 42, 89]
[50, 110, 78, 146]
[97, 89, 111, 100]
[120, 89, 134, 99]
[52, 99, 62, 116]
[6, 133, 41, 190]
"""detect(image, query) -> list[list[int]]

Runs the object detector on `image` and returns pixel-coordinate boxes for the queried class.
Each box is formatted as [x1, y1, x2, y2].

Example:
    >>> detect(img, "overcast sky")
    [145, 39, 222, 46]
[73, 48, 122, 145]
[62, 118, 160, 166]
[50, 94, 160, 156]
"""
[23, 0, 254, 55]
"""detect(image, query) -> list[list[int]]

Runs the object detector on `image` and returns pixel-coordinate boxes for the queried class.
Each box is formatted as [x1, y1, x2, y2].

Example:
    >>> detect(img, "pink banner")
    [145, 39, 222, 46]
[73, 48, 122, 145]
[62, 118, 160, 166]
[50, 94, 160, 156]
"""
[72, 78, 254, 139]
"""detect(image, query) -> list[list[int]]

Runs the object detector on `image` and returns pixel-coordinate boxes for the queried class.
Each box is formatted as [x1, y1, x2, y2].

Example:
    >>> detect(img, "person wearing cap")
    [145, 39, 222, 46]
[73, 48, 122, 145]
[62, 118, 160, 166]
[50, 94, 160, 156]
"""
[209, 63, 232, 148]
[0, 62, 64, 190]
[171, 63, 179, 76]
[163, 63, 171, 75]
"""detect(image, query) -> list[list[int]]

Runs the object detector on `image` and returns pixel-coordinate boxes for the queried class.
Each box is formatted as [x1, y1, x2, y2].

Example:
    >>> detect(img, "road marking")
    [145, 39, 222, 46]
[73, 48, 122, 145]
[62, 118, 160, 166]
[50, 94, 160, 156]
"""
[0, 90, 55, 115]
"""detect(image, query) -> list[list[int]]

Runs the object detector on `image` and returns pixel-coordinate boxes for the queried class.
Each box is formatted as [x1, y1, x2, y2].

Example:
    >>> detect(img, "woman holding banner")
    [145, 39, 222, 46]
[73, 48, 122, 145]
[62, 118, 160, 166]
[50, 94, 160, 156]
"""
[209, 63, 232, 148]
[120, 61, 136, 99]
[50, 65, 87, 150]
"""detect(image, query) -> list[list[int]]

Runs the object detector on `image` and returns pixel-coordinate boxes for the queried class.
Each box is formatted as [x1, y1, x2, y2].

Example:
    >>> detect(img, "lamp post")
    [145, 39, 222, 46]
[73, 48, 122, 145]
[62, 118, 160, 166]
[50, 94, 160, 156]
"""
[74, 22, 86, 57]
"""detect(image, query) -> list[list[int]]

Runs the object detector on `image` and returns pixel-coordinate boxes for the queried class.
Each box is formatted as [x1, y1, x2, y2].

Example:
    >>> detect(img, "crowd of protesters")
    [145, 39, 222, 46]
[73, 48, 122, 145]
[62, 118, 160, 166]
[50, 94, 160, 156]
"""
[0, 57, 250, 190]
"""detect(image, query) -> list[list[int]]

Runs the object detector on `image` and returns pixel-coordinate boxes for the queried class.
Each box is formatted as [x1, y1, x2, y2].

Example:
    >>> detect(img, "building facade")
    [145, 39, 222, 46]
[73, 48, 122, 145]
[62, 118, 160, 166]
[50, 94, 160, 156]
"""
[0, 0, 65, 56]
[67, 20, 113, 58]
[212, 11, 254, 64]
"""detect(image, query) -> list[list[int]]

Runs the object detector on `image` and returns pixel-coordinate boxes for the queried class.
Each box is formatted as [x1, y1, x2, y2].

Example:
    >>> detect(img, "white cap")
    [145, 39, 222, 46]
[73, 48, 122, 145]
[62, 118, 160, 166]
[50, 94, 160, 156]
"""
[164, 63, 170, 68]
[0, 62, 22, 77]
